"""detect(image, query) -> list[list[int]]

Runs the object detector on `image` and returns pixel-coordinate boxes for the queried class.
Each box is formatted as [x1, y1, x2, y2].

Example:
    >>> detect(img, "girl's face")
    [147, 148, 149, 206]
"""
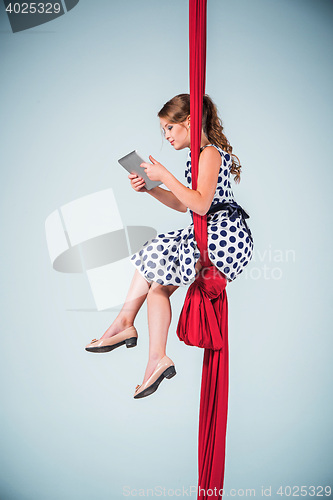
[159, 117, 190, 150]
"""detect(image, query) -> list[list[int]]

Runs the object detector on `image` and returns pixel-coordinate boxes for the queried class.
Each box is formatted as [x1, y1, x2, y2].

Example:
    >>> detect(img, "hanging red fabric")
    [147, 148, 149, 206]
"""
[188, 0, 210, 269]
[176, 1, 229, 499]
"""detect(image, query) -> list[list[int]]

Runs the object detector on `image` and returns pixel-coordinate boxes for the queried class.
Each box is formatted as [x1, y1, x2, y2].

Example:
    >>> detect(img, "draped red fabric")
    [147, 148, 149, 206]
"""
[176, 1, 229, 499]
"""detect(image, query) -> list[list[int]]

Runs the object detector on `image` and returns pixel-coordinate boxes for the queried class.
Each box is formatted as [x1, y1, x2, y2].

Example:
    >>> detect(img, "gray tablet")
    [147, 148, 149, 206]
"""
[118, 150, 163, 191]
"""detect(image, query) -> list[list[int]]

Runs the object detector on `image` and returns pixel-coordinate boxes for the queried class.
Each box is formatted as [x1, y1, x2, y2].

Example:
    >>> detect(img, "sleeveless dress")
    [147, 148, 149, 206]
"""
[130, 144, 254, 286]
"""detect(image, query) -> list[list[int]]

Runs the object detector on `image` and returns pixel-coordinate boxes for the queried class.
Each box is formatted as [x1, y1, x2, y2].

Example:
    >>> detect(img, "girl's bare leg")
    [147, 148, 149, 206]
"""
[140, 260, 203, 383]
[140, 282, 179, 385]
[100, 269, 152, 339]
[100, 261, 203, 381]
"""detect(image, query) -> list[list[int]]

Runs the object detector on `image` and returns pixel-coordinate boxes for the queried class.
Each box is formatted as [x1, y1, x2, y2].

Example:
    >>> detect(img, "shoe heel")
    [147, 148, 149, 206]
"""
[163, 365, 176, 379]
[125, 337, 137, 348]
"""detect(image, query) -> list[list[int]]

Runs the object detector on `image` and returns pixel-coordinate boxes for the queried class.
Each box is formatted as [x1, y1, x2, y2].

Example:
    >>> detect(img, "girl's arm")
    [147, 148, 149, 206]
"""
[143, 147, 222, 216]
[128, 173, 187, 212]
[148, 186, 188, 212]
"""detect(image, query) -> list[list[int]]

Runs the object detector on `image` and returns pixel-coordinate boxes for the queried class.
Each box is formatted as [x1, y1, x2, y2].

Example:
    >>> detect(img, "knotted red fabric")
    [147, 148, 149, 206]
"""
[176, 1, 229, 499]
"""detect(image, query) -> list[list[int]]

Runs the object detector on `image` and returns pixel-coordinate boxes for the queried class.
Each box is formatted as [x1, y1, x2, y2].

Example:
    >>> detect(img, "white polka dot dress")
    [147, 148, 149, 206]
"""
[130, 144, 253, 286]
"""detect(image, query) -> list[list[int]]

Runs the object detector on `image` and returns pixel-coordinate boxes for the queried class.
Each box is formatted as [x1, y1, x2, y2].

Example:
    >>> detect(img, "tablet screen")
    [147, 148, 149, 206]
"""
[118, 150, 163, 191]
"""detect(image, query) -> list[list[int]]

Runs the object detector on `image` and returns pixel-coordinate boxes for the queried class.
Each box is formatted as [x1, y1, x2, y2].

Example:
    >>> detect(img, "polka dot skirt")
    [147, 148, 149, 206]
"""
[130, 144, 253, 286]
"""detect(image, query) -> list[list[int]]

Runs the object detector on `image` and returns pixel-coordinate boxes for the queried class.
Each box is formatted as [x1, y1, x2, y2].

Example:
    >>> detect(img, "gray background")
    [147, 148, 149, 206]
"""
[1, 0, 332, 499]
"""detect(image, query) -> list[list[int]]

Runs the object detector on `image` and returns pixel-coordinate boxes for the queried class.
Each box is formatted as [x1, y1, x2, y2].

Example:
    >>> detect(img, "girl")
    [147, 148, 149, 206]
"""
[85, 94, 253, 399]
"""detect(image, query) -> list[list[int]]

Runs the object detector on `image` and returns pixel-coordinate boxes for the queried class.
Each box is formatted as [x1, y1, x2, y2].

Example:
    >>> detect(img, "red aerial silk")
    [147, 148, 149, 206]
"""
[176, 1, 229, 499]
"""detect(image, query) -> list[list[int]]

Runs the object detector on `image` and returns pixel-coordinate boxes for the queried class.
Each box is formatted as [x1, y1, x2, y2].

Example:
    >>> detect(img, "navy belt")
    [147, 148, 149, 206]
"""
[192, 200, 252, 238]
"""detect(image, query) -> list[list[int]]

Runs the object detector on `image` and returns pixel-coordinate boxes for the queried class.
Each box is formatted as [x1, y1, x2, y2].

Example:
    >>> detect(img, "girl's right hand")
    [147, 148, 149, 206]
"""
[128, 173, 148, 193]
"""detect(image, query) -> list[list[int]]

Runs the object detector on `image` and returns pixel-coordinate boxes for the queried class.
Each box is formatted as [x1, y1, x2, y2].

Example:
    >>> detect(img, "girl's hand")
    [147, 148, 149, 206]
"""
[141, 155, 167, 183]
[128, 173, 148, 193]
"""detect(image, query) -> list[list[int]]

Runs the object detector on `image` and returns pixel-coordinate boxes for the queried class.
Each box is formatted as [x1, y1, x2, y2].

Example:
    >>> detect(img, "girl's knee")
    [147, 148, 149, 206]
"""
[167, 285, 179, 296]
[148, 282, 178, 297]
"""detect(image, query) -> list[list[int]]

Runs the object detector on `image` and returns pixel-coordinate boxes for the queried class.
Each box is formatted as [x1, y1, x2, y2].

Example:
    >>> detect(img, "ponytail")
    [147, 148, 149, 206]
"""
[203, 95, 241, 183]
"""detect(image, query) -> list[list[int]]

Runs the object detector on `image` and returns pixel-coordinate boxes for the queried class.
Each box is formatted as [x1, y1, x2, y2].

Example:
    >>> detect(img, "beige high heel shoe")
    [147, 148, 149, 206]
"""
[85, 326, 138, 353]
[134, 355, 176, 399]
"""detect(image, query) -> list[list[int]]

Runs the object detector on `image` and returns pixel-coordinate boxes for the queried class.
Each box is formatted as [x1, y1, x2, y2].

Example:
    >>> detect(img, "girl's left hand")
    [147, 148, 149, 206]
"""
[141, 156, 167, 183]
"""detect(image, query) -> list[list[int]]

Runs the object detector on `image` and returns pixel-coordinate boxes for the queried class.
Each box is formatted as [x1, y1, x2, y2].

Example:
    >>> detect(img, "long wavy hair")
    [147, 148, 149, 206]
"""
[158, 93, 241, 183]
